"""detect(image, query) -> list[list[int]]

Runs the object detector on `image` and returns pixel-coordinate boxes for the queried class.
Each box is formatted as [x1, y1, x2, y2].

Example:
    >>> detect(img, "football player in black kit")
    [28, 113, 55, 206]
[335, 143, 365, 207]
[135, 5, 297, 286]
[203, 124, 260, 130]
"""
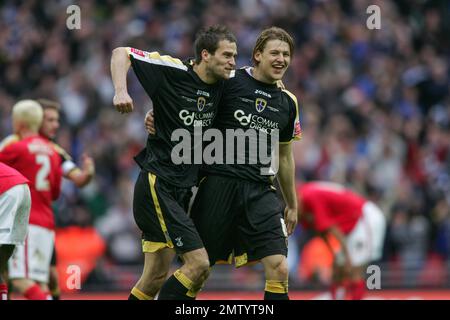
[191, 26, 301, 300]
[111, 25, 237, 300]
[146, 27, 301, 300]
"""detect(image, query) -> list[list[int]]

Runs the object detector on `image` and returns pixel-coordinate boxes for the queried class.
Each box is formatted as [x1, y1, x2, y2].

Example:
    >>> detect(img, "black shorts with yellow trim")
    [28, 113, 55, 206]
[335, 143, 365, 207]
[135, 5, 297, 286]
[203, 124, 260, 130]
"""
[133, 170, 204, 255]
[190, 175, 288, 267]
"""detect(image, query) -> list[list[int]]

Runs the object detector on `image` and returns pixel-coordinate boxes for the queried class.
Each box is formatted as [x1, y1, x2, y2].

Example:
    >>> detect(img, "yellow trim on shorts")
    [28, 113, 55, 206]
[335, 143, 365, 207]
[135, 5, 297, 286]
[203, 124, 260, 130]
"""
[235, 253, 248, 267]
[235, 253, 260, 268]
[148, 173, 174, 248]
[131, 287, 153, 300]
[265, 280, 288, 294]
[141, 240, 172, 253]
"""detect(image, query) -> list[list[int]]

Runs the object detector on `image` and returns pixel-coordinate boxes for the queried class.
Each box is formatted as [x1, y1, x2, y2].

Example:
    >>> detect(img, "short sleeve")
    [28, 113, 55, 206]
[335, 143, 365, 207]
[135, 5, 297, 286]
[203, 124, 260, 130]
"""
[280, 89, 302, 143]
[127, 47, 187, 97]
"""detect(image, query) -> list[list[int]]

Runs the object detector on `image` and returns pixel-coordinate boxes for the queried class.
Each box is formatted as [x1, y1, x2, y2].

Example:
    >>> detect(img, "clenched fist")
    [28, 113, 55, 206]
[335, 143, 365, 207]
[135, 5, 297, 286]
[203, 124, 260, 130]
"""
[113, 91, 134, 114]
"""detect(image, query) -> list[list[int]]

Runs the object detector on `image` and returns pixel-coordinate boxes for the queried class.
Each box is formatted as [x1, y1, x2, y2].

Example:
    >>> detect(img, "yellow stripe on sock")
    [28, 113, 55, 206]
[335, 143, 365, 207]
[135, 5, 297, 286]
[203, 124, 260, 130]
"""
[174, 269, 197, 298]
[131, 287, 153, 300]
[265, 280, 288, 294]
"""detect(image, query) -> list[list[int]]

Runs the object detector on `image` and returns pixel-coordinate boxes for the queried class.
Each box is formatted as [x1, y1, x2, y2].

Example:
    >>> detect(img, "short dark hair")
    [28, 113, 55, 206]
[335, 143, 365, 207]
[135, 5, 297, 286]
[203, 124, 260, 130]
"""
[36, 98, 61, 111]
[194, 25, 236, 64]
[252, 27, 294, 65]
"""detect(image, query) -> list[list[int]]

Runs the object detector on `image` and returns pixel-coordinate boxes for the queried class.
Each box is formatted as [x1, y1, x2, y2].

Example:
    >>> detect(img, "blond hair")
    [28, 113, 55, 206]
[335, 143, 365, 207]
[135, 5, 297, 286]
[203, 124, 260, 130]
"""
[12, 100, 44, 132]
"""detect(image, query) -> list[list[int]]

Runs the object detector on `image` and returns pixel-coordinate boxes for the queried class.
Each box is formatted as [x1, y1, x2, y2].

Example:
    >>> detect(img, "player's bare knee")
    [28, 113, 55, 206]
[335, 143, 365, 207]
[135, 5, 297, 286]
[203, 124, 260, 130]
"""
[184, 256, 210, 281]
[270, 258, 289, 279]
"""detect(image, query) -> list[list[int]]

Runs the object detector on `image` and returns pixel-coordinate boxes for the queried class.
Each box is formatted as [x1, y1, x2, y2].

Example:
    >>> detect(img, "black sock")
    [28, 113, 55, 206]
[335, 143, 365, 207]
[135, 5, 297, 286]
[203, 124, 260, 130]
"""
[264, 291, 289, 300]
[158, 270, 195, 300]
[128, 293, 139, 300]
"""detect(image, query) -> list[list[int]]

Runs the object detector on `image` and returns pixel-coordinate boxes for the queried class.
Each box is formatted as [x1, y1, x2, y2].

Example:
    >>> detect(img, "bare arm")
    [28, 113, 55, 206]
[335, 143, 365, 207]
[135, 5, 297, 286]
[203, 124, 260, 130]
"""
[324, 225, 352, 274]
[65, 154, 95, 188]
[277, 143, 298, 235]
[111, 47, 134, 113]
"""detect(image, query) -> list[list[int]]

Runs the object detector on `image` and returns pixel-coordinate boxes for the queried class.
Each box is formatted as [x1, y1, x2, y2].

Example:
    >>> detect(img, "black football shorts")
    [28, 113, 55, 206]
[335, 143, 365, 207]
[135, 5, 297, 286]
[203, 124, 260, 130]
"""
[133, 170, 204, 255]
[190, 175, 288, 267]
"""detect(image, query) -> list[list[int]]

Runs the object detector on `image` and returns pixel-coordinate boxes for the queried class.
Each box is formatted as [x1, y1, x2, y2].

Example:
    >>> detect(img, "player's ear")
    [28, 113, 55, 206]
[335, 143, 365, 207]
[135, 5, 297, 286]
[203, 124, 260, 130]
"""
[201, 49, 210, 62]
[253, 51, 262, 64]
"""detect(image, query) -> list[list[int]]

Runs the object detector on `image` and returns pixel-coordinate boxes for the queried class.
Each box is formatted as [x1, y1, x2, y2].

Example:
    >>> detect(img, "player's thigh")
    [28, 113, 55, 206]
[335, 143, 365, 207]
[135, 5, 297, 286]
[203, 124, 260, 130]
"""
[0, 184, 31, 246]
[363, 202, 387, 262]
[9, 225, 54, 284]
[190, 176, 238, 265]
[142, 247, 175, 278]
[346, 218, 371, 267]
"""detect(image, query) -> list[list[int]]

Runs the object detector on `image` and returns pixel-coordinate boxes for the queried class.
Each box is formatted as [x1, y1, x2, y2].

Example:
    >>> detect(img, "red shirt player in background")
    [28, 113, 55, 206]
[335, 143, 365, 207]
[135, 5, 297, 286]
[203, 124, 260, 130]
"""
[37, 98, 95, 300]
[0, 100, 62, 300]
[297, 181, 386, 300]
[0, 162, 31, 300]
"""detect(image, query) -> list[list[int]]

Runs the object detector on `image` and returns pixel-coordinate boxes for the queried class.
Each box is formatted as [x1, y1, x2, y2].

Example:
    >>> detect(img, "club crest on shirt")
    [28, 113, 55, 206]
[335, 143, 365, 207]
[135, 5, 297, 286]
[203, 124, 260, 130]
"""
[197, 96, 206, 111]
[255, 98, 267, 113]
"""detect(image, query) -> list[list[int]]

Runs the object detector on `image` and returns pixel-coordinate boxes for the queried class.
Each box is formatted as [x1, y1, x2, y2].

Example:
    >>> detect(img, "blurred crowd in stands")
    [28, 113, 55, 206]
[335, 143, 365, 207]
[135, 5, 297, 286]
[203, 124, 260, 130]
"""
[1, 0, 449, 288]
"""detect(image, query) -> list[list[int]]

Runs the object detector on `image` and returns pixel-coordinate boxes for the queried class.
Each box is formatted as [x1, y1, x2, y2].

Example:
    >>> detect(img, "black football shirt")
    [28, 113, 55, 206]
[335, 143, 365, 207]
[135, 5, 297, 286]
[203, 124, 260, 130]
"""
[128, 47, 224, 187]
[203, 67, 302, 184]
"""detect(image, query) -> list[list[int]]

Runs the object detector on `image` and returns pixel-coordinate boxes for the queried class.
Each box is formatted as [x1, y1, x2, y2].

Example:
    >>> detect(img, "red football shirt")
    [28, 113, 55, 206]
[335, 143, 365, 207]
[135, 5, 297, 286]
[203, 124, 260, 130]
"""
[0, 162, 29, 194]
[298, 182, 366, 234]
[0, 135, 62, 229]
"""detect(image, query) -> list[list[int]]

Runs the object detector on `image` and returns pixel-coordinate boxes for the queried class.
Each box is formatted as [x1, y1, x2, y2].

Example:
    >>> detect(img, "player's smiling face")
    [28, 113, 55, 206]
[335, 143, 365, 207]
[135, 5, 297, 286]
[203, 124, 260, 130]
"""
[40, 108, 60, 139]
[254, 39, 291, 83]
[208, 39, 237, 80]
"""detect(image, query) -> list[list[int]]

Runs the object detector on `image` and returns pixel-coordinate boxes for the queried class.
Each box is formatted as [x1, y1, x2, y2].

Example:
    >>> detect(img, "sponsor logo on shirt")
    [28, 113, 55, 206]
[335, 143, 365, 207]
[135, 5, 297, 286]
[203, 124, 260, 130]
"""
[196, 90, 210, 97]
[254, 89, 272, 98]
[130, 47, 145, 57]
[234, 109, 279, 134]
[179, 110, 215, 127]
